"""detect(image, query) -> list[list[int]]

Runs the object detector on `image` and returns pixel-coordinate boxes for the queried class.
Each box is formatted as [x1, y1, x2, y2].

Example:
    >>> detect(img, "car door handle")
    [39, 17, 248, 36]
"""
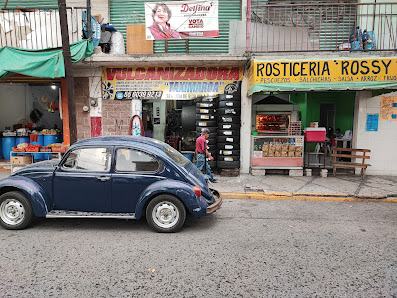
[97, 176, 110, 181]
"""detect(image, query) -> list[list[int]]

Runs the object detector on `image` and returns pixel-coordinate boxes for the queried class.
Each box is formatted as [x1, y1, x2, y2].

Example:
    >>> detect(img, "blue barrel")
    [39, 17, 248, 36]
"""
[31, 135, 45, 160]
[43, 134, 62, 159]
[0, 136, 3, 159]
[2, 137, 16, 160]
[44, 134, 61, 146]
[182, 153, 194, 162]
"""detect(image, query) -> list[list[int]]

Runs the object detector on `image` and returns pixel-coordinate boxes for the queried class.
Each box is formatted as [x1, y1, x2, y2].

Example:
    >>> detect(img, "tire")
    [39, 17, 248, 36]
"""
[198, 96, 218, 103]
[218, 129, 239, 137]
[102, 81, 115, 100]
[217, 136, 240, 143]
[218, 143, 240, 150]
[0, 191, 33, 230]
[206, 143, 217, 151]
[218, 149, 240, 156]
[146, 195, 186, 233]
[219, 101, 241, 108]
[208, 150, 217, 157]
[218, 123, 240, 130]
[217, 155, 240, 161]
[206, 138, 217, 146]
[218, 116, 240, 124]
[219, 94, 240, 101]
[196, 108, 217, 115]
[208, 160, 217, 168]
[181, 105, 196, 131]
[217, 160, 240, 169]
[196, 120, 217, 127]
[218, 108, 241, 116]
[196, 102, 217, 108]
[196, 114, 216, 120]
[196, 127, 217, 134]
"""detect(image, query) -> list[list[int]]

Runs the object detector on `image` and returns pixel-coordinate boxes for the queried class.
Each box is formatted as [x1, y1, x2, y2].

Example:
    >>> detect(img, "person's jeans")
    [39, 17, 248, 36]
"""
[196, 153, 214, 181]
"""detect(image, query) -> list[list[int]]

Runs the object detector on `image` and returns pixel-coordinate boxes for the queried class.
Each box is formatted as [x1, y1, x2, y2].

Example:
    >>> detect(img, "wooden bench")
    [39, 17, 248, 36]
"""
[331, 147, 371, 179]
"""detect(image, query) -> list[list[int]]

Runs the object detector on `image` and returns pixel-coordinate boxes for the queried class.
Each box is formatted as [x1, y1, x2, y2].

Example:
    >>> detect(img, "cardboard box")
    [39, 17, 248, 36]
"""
[93, 14, 102, 23]
[126, 25, 153, 54]
[11, 155, 33, 165]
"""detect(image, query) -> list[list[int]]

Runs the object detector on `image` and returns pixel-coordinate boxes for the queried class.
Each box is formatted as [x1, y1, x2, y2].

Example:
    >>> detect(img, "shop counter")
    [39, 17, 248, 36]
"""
[251, 135, 304, 169]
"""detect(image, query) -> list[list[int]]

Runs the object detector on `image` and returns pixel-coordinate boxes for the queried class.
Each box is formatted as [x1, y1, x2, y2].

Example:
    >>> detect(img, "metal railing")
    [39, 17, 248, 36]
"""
[247, 2, 397, 53]
[0, 7, 88, 50]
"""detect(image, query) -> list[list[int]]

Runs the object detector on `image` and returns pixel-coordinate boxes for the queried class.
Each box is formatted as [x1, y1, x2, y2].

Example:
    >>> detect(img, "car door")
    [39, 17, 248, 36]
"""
[111, 148, 164, 213]
[53, 146, 113, 212]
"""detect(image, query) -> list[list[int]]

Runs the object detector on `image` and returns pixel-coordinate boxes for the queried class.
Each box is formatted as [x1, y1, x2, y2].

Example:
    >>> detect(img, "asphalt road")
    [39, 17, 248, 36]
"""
[0, 198, 396, 297]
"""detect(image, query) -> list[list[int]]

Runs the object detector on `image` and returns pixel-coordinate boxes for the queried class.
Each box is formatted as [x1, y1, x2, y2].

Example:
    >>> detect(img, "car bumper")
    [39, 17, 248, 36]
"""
[206, 189, 222, 214]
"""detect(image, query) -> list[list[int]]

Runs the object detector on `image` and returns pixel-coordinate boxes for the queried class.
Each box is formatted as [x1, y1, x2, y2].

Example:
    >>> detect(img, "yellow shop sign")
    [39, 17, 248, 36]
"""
[248, 58, 397, 90]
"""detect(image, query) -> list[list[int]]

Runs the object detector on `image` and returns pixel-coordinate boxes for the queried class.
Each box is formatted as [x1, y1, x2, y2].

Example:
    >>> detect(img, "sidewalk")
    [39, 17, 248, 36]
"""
[1, 169, 397, 201]
[212, 172, 397, 201]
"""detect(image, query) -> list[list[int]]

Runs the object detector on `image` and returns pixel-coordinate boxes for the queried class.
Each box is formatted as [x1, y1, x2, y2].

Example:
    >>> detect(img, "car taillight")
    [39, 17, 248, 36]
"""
[192, 186, 201, 197]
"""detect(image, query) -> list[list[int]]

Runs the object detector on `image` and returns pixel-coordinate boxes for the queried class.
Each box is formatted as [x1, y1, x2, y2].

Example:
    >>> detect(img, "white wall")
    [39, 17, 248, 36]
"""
[354, 91, 397, 176]
[0, 84, 29, 131]
[240, 72, 251, 174]
[67, 0, 109, 24]
[0, 84, 62, 132]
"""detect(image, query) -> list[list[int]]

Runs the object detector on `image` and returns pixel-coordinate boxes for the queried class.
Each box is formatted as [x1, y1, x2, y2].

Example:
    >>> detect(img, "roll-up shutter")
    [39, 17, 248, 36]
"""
[3, 0, 58, 8]
[110, 0, 242, 54]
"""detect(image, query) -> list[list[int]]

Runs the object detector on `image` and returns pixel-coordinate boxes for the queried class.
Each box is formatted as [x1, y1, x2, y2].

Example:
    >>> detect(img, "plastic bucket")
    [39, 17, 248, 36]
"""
[31, 134, 45, 160]
[183, 153, 194, 162]
[2, 137, 16, 160]
[43, 134, 62, 159]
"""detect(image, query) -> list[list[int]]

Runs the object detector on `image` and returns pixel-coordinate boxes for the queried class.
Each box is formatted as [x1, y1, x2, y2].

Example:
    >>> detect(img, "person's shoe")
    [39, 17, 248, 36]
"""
[210, 178, 217, 183]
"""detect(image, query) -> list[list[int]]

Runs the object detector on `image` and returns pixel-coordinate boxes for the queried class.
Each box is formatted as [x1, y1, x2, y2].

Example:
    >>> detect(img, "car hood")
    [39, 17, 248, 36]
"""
[12, 160, 59, 176]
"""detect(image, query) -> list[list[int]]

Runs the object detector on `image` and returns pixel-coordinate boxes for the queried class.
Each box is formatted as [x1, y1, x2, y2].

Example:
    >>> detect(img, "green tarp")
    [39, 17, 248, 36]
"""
[248, 81, 397, 95]
[0, 40, 94, 79]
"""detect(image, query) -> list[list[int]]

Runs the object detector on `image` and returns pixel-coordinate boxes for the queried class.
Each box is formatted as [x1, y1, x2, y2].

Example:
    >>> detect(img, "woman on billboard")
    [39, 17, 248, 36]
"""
[147, 3, 182, 40]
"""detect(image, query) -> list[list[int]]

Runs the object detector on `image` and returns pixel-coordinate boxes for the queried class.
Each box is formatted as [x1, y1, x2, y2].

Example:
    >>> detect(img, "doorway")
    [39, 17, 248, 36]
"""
[319, 103, 335, 131]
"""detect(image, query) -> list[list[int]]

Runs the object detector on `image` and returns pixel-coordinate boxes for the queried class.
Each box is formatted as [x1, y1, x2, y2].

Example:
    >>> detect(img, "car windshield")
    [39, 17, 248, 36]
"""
[163, 144, 190, 170]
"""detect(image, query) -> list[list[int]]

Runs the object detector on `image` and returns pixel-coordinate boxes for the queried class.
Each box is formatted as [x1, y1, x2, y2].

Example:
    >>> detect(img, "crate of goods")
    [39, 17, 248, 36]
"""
[12, 146, 25, 152]
[52, 146, 68, 152]
[40, 147, 52, 152]
[25, 145, 41, 152]
[11, 155, 33, 165]
[304, 127, 326, 142]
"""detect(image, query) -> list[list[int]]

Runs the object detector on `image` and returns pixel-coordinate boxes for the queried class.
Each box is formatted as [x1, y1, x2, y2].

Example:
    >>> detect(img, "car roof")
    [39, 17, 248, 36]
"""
[70, 136, 166, 150]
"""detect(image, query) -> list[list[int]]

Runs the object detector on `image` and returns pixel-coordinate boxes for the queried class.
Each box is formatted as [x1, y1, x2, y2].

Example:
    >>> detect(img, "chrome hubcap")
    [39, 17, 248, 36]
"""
[0, 199, 25, 226]
[152, 201, 179, 229]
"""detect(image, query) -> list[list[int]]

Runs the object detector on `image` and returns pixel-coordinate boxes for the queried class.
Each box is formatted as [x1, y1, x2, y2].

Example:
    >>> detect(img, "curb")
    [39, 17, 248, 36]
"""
[221, 192, 397, 203]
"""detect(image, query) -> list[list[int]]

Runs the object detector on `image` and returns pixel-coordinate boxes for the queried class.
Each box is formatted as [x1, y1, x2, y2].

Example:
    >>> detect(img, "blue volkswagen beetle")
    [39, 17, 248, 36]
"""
[0, 136, 222, 232]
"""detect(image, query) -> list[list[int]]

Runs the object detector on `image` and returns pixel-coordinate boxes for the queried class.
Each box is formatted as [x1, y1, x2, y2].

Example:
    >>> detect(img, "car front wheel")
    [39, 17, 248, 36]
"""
[0, 191, 33, 230]
[146, 195, 186, 233]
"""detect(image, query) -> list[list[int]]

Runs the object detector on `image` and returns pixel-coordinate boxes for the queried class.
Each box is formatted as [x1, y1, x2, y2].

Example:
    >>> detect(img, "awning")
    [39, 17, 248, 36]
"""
[248, 57, 397, 95]
[248, 81, 397, 94]
[0, 39, 94, 79]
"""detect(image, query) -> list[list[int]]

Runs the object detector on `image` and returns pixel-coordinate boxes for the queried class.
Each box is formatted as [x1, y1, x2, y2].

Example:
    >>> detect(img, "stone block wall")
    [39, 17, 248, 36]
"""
[101, 100, 131, 136]
[74, 77, 91, 141]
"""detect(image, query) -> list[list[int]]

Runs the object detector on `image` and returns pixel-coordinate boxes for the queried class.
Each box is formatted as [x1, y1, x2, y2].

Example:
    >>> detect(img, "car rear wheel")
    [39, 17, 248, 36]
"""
[0, 191, 33, 230]
[146, 195, 186, 233]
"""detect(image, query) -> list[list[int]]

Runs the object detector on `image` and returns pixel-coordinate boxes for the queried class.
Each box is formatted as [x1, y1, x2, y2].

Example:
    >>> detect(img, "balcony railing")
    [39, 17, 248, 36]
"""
[247, 2, 397, 53]
[0, 7, 88, 50]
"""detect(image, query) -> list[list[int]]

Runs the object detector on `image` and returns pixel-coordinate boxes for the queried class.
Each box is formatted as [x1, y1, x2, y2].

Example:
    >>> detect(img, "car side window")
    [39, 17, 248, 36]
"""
[116, 148, 159, 172]
[62, 148, 111, 172]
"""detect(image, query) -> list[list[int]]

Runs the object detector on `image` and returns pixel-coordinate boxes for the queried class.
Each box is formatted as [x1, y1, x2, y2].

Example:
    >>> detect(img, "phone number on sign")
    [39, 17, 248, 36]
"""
[115, 91, 163, 100]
